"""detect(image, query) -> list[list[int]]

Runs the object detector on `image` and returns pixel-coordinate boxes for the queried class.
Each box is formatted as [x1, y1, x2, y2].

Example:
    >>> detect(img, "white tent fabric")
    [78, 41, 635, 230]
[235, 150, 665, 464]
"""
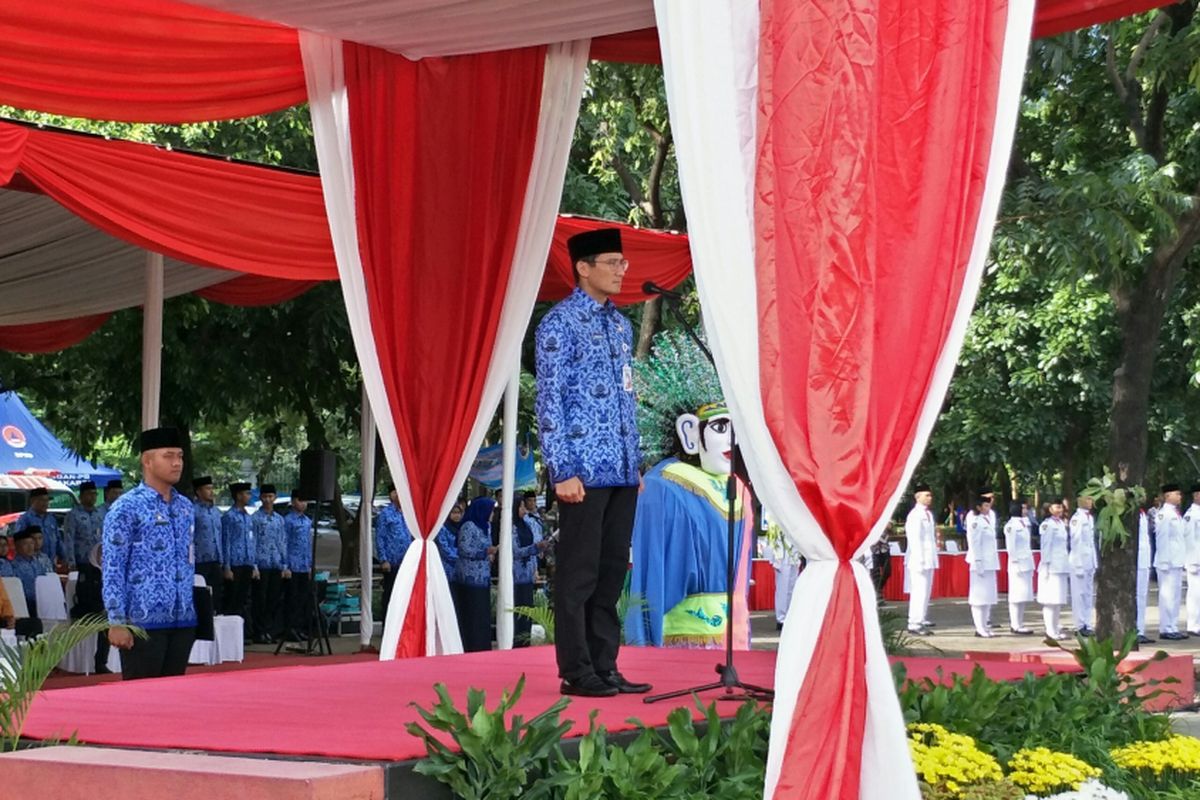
[655, 0, 1035, 797]
[359, 382, 376, 649]
[0, 191, 232, 324]
[187, 0, 648, 58]
[302, 32, 588, 658]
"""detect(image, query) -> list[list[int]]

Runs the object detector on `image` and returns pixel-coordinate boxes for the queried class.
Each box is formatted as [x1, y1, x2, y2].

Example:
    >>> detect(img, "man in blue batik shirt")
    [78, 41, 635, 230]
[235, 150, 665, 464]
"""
[191, 475, 224, 612]
[15, 487, 65, 566]
[251, 484, 286, 644]
[11, 526, 50, 614]
[376, 483, 413, 628]
[97, 479, 123, 526]
[102, 427, 197, 680]
[64, 480, 104, 570]
[535, 227, 650, 699]
[222, 482, 257, 632]
[282, 490, 313, 640]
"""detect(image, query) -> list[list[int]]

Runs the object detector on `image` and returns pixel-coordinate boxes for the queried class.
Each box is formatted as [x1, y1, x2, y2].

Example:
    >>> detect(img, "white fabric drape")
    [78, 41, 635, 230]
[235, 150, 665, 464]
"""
[654, 1, 1034, 797]
[141, 251, 164, 430]
[302, 32, 587, 658]
[0, 191, 230, 325]
[190, 0, 647, 58]
[497, 369, 520, 649]
[358, 382, 376, 649]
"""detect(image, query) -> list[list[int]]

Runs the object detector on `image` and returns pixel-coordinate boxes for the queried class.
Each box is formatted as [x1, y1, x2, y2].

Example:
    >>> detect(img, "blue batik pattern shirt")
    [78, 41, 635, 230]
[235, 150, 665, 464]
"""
[221, 507, 256, 569]
[512, 524, 542, 586]
[454, 521, 492, 589]
[284, 511, 313, 573]
[375, 505, 413, 566]
[252, 508, 287, 570]
[64, 505, 104, 568]
[193, 501, 224, 564]
[0, 558, 11, 578]
[535, 288, 642, 488]
[101, 483, 197, 630]
[15, 509, 65, 563]
[11, 553, 48, 603]
[436, 526, 458, 580]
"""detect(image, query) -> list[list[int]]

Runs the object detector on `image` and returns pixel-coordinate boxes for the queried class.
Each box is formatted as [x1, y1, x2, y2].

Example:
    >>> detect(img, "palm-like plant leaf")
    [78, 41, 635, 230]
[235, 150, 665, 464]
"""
[0, 615, 144, 750]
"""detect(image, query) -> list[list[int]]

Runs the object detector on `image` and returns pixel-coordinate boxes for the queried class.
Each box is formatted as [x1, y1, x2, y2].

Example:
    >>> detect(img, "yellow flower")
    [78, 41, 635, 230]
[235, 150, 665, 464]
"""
[1111, 736, 1200, 778]
[1005, 747, 1100, 795]
[908, 723, 1003, 799]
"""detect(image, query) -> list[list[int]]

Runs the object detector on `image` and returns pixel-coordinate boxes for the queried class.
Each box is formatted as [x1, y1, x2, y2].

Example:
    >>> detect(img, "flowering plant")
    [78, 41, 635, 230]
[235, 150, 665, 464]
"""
[1005, 747, 1100, 795]
[1023, 779, 1129, 799]
[909, 723, 1004, 798]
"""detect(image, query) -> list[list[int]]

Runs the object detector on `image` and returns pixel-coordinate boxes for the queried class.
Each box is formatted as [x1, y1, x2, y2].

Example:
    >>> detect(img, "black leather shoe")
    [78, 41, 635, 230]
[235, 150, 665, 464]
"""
[561, 675, 619, 698]
[599, 670, 653, 694]
[1162, 632, 1186, 640]
[1137, 634, 1155, 644]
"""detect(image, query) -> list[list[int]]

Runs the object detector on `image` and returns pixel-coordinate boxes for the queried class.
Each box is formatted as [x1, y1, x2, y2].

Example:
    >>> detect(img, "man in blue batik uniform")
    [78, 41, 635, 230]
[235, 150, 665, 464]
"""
[97, 479, 123, 527]
[11, 526, 50, 614]
[15, 487, 65, 566]
[251, 484, 286, 644]
[535, 227, 650, 699]
[191, 475, 224, 612]
[64, 480, 104, 570]
[282, 490, 313, 640]
[222, 482, 257, 632]
[375, 483, 413, 628]
[102, 427, 197, 680]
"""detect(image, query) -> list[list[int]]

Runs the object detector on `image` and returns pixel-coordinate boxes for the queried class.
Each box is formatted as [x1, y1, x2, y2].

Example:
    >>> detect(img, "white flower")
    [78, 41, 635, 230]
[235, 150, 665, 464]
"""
[1025, 779, 1130, 800]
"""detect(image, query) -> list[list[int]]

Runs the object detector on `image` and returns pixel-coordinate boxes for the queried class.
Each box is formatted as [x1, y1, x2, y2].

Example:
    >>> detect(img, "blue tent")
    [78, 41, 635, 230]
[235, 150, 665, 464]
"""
[0, 392, 122, 487]
[469, 440, 537, 490]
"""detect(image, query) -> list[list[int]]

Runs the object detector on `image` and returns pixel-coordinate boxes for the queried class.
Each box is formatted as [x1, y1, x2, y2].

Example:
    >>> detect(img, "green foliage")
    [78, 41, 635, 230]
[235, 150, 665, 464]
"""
[634, 330, 723, 466]
[512, 590, 648, 647]
[896, 633, 1174, 789]
[408, 678, 770, 800]
[1080, 471, 1147, 551]
[0, 615, 143, 751]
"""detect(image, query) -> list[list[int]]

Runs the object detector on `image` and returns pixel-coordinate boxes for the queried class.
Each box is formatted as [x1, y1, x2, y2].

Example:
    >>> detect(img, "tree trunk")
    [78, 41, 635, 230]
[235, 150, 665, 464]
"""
[635, 296, 661, 358]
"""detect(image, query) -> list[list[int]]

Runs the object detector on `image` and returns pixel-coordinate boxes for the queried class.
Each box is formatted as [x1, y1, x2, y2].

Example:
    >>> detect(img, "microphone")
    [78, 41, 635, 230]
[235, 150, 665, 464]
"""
[642, 281, 683, 300]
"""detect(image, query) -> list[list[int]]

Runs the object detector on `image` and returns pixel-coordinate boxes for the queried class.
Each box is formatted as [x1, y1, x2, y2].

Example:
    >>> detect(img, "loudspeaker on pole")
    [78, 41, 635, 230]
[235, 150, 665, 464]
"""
[298, 449, 337, 502]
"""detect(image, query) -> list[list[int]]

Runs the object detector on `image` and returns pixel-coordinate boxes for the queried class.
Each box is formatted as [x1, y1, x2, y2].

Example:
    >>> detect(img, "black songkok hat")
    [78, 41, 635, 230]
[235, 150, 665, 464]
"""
[28, 487, 48, 499]
[193, 476, 213, 489]
[229, 482, 252, 495]
[12, 527, 36, 542]
[387, 483, 396, 493]
[567, 228, 623, 263]
[260, 484, 277, 495]
[290, 488, 304, 499]
[106, 479, 123, 490]
[522, 489, 538, 499]
[913, 483, 931, 494]
[974, 494, 993, 507]
[976, 486, 994, 497]
[1189, 482, 1200, 494]
[1163, 482, 1182, 494]
[139, 426, 182, 452]
[78, 481, 96, 492]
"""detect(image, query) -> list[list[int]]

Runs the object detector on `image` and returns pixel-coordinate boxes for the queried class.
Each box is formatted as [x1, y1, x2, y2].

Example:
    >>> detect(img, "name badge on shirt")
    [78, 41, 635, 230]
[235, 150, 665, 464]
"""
[622, 364, 633, 392]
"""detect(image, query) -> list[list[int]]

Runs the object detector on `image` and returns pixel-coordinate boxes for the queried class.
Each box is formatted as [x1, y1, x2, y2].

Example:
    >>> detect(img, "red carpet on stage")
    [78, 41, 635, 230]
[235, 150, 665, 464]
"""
[23, 647, 1078, 763]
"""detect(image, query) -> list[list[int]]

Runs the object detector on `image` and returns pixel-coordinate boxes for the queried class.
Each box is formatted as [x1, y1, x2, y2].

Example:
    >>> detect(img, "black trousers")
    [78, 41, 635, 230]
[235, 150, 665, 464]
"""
[227, 565, 255, 634]
[457, 584, 492, 652]
[120, 627, 196, 680]
[253, 568, 283, 638]
[381, 568, 398, 624]
[195, 560, 224, 613]
[554, 485, 637, 681]
[513, 582, 534, 648]
[284, 571, 312, 634]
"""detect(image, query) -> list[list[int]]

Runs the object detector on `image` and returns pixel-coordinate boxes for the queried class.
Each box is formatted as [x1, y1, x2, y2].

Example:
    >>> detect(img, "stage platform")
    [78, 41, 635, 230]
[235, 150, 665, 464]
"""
[16, 646, 1085, 799]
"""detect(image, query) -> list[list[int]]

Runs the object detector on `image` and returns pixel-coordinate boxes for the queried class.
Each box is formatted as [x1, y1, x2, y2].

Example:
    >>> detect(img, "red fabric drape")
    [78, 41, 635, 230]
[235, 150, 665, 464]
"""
[756, 1, 1009, 796]
[540, 216, 691, 303]
[1032, 0, 1170, 38]
[196, 276, 320, 306]
[0, 315, 112, 353]
[344, 43, 546, 658]
[5, 122, 336, 281]
[0, 0, 305, 123]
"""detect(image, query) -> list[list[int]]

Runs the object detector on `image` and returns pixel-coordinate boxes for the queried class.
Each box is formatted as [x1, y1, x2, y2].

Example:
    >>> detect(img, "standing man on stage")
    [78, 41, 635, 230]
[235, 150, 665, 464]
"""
[1069, 494, 1099, 636]
[1183, 483, 1200, 635]
[98, 479, 123, 524]
[192, 476, 224, 612]
[904, 484, 938, 636]
[375, 483, 414, 627]
[222, 482, 257, 630]
[535, 228, 650, 698]
[251, 484, 286, 644]
[1157, 483, 1187, 640]
[1136, 504, 1154, 644]
[282, 490, 313, 641]
[64, 480, 104, 570]
[102, 427, 197, 680]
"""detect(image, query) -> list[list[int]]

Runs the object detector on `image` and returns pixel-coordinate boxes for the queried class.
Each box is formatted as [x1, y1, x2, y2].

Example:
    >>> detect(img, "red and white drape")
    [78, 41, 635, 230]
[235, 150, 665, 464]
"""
[302, 33, 588, 658]
[655, 1, 1035, 797]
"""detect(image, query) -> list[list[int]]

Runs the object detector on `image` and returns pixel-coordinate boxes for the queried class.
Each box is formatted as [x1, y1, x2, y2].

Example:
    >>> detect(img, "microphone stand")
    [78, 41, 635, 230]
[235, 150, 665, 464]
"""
[643, 290, 773, 704]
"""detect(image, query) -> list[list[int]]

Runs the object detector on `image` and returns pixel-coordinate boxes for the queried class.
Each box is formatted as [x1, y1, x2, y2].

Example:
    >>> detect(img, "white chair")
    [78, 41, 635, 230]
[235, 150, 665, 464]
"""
[212, 615, 244, 663]
[35, 574, 70, 630]
[1, 577, 28, 619]
[194, 574, 207, 588]
[888, 541, 902, 556]
[945, 540, 960, 554]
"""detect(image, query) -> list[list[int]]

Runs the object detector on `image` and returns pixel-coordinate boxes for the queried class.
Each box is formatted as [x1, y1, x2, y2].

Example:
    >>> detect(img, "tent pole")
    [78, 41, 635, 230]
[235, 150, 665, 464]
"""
[496, 368, 519, 650]
[141, 251, 164, 430]
[359, 383, 377, 650]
